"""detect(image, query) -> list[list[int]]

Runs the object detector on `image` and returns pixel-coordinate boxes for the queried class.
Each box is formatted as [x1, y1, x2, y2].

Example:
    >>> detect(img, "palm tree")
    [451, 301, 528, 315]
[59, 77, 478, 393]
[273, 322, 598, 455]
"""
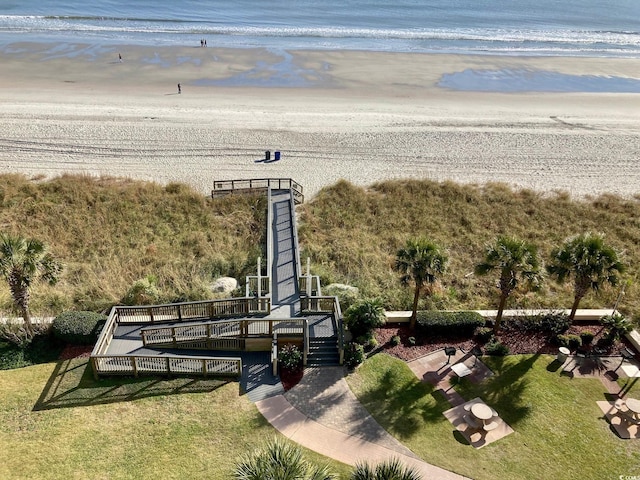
[394, 238, 448, 330]
[0, 234, 62, 335]
[351, 458, 422, 480]
[234, 437, 336, 480]
[475, 236, 542, 334]
[547, 232, 625, 322]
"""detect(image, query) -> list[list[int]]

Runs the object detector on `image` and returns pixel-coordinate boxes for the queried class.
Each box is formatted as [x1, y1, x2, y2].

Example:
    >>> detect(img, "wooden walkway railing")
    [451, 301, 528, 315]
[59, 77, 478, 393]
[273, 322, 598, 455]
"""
[90, 297, 270, 378]
[212, 178, 304, 204]
[91, 354, 242, 378]
[114, 297, 270, 324]
[140, 318, 306, 348]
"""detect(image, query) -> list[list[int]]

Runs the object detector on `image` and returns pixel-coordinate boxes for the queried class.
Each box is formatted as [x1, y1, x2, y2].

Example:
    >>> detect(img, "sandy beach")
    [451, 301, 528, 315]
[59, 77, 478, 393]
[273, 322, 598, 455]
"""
[0, 43, 639, 199]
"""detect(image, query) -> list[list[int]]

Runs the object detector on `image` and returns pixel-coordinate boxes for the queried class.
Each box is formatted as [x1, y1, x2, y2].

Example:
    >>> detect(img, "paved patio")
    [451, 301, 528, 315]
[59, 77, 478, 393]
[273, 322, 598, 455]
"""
[443, 397, 514, 449]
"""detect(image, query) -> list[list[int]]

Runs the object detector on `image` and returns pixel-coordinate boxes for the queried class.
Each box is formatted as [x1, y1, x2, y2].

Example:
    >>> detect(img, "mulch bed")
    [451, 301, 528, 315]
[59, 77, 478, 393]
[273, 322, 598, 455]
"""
[374, 323, 632, 362]
[59, 344, 94, 360]
[280, 366, 304, 391]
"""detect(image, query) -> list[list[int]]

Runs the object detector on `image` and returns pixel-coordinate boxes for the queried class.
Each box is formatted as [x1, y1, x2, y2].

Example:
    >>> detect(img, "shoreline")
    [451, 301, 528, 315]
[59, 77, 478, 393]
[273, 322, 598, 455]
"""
[0, 42, 639, 199]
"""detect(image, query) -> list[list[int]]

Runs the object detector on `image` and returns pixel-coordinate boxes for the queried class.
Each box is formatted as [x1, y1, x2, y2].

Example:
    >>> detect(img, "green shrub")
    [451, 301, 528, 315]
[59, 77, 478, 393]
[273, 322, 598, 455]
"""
[474, 326, 494, 343]
[278, 344, 303, 371]
[416, 311, 484, 337]
[52, 311, 107, 345]
[344, 298, 385, 339]
[556, 333, 581, 350]
[515, 312, 570, 335]
[408, 336, 416, 346]
[484, 339, 509, 356]
[355, 333, 378, 351]
[390, 335, 401, 346]
[601, 313, 633, 342]
[122, 275, 161, 305]
[580, 331, 595, 345]
[344, 342, 365, 369]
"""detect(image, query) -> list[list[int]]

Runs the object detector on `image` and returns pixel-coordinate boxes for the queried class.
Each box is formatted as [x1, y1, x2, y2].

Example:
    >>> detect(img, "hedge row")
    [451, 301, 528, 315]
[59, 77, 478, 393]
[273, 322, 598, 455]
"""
[52, 311, 107, 345]
[416, 311, 485, 337]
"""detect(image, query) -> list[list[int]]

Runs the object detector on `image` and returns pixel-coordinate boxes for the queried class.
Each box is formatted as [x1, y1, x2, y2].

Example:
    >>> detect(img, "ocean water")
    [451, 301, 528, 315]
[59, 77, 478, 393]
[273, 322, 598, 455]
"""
[1, 0, 640, 57]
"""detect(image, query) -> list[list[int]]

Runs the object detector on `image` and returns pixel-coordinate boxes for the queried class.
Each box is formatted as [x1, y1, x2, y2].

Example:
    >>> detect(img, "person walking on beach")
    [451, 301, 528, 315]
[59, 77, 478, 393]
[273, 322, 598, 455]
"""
[118, 53, 122, 62]
[177, 83, 181, 94]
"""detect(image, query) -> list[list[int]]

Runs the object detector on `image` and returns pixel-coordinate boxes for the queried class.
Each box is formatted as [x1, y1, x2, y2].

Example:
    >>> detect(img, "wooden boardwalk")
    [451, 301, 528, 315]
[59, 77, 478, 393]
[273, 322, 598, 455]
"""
[269, 190, 300, 317]
[92, 181, 341, 385]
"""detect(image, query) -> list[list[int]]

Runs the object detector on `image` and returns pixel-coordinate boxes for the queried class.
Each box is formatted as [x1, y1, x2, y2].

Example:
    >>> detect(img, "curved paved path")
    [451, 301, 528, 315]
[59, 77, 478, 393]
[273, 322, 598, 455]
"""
[256, 366, 469, 480]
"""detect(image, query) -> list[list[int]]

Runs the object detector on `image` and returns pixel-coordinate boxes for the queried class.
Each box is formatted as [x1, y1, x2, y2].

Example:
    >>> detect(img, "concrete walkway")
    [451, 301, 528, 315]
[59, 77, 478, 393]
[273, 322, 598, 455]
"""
[256, 366, 469, 480]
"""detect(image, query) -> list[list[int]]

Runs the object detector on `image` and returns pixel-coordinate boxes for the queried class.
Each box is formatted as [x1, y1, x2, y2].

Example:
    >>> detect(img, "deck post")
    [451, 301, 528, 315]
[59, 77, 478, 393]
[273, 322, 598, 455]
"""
[166, 357, 171, 375]
[303, 319, 308, 366]
[91, 357, 99, 380]
[257, 257, 262, 298]
[202, 359, 207, 378]
[148, 307, 154, 323]
[131, 357, 138, 377]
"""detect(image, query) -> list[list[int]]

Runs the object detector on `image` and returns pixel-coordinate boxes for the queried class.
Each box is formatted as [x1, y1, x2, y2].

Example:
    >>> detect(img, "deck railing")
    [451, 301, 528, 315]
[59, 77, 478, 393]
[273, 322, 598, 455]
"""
[91, 354, 242, 378]
[299, 275, 322, 297]
[140, 318, 305, 347]
[114, 297, 270, 324]
[212, 178, 304, 204]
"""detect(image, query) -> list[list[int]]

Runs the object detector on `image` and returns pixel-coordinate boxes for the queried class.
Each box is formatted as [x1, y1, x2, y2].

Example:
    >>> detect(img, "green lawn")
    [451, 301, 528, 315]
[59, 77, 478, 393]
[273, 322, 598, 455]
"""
[0, 359, 351, 480]
[347, 353, 640, 480]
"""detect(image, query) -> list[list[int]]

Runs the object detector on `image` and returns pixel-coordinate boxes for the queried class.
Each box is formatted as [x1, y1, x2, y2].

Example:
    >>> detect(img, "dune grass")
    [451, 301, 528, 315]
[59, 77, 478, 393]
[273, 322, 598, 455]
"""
[299, 179, 640, 320]
[1, 174, 638, 320]
[347, 353, 640, 480]
[0, 174, 266, 314]
[0, 359, 352, 480]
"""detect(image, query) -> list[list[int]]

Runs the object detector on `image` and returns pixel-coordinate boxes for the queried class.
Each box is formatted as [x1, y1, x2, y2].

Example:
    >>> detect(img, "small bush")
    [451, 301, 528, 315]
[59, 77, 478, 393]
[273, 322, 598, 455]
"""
[580, 332, 595, 345]
[474, 326, 494, 343]
[408, 336, 416, 346]
[344, 298, 385, 339]
[416, 311, 484, 337]
[355, 333, 378, 351]
[52, 311, 107, 345]
[390, 335, 401, 346]
[485, 339, 509, 356]
[515, 312, 570, 335]
[122, 275, 161, 305]
[601, 313, 633, 342]
[344, 342, 365, 369]
[278, 344, 303, 371]
[556, 333, 581, 350]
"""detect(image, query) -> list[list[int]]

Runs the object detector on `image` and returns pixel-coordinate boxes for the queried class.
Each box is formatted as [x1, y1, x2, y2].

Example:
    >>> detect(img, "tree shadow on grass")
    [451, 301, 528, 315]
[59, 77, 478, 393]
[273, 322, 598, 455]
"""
[455, 354, 540, 426]
[33, 357, 231, 411]
[355, 367, 450, 440]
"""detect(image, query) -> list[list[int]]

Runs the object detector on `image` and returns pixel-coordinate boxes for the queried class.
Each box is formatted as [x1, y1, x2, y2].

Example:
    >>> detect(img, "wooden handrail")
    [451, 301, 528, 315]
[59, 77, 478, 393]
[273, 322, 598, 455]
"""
[141, 318, 305, 346]
[212, 178, 304, 204]
[92, 354, 242, 379]
[114, 297, 270, 324]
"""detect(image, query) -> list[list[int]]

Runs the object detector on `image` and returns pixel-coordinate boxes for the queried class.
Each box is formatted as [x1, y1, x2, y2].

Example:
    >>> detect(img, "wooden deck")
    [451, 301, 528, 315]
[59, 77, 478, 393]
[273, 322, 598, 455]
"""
[91, 179, 343, 380]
